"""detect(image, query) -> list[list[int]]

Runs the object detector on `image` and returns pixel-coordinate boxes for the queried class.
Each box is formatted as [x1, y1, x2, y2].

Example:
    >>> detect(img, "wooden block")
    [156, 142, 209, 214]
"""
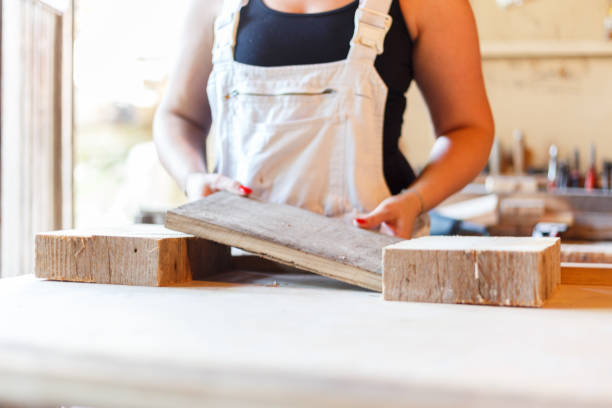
[561, 263, 612, 286]
[484, 175, 538, 194]
[561, 242, 612, 264]
[383, 236, 561, 307]
[565, 212, 612, 241]
[165, 192, 402, 291]
[35, 224, 230, 286]
[498, 197, 545, 225]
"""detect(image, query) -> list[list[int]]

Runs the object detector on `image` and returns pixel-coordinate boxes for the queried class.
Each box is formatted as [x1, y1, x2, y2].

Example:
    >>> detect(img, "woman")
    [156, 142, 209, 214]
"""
[154, 0, 494, 238]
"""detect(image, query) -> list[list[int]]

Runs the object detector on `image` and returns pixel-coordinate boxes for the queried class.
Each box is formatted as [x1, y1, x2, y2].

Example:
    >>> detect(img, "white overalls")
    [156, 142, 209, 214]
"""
[207, 0, 429, 235]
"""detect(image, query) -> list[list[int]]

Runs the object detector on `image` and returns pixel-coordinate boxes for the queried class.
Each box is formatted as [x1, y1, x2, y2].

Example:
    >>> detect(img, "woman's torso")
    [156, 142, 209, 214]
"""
[233, 0, 417, 195]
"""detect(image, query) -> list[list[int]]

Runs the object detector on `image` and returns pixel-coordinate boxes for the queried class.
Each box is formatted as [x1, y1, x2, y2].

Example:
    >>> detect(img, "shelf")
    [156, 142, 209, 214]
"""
[481, 41, 612, 59]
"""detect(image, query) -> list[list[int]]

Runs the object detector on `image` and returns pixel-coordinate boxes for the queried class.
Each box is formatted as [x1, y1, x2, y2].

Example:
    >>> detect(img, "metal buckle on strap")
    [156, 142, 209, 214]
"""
[351, 7, 393, 54]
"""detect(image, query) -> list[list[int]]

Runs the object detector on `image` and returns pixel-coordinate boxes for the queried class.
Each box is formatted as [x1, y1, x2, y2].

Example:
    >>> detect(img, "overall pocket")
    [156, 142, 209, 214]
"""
[227, 87, 341, 125]
[235, 112, 349, 216]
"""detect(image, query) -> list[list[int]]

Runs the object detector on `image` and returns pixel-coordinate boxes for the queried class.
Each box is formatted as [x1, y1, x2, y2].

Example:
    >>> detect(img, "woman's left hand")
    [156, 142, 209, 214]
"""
[353, 191, 422, 239]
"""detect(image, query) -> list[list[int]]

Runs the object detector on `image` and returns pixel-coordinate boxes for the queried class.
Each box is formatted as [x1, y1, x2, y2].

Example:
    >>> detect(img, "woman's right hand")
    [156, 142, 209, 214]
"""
[184, 172, 252, 202]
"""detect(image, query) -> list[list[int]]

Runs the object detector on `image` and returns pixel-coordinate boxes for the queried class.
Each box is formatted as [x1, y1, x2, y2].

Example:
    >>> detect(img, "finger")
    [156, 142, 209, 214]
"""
[214, 175, 252, 196]
[185, 173, 209, 201]
[238, 185, 253, 196]
[396, 219, 415, 240]
[354, 205, 394, 229]
[201, 184, 214, 197]
[380, 222, 397, 237]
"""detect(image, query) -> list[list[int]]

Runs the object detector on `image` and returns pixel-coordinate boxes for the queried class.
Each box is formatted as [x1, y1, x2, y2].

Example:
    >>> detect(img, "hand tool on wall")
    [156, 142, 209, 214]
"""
[605, 0, 612, 40]
[488, 138, 501, 175]
[547, 145, 558, 190]
[513, 129, 525, 175]
[556, 161, 570, 189]
[585, 144, 598, 190]
[496, 0, 534, 8]
[569, 148, 581, 188]
[602, 161, 612, 192]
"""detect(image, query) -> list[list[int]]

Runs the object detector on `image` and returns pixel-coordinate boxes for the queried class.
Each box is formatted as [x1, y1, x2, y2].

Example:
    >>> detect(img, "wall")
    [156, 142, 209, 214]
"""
[401, 0, 612, 173]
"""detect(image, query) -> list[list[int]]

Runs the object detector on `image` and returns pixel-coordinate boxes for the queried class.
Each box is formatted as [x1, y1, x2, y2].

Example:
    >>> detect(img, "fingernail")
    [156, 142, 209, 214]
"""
[354, 218, 367, 225]
[239, 185, 252, 195]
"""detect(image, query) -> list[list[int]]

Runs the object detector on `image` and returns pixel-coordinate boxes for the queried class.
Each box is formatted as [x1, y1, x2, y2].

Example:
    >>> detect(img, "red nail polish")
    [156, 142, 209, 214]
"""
[354, 218, 367, 225]
[239, 185, 252, 195]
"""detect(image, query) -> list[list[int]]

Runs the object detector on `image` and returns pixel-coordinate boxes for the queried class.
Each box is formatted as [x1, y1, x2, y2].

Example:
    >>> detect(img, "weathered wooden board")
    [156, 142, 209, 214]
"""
[383, 236, 561, 307]
[165, 192, 402, 291]
[35, 224, 230, 286]
[1, 0, 73, 279]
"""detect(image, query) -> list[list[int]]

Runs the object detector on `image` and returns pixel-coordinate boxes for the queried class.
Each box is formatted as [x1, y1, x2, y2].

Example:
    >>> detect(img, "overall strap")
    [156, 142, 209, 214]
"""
[348, 0, 394, 62]
[212, 0, 248, 64]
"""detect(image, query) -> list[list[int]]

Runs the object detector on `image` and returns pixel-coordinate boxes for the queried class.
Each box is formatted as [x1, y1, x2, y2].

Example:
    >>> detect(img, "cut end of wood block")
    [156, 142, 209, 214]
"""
[383, 236, 561, 308]
[385, 236, 559, 252]
[36, 224, 195, 239]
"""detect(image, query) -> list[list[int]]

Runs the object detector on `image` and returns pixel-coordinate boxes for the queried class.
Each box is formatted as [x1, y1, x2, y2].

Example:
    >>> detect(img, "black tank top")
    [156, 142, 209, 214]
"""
[234, 0, 416, 194]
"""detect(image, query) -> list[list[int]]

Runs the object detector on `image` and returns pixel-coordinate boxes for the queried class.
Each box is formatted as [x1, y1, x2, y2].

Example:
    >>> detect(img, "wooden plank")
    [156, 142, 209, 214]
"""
[1, 0, 22, 278]
[561, 263, 612, 287]
[0, 0, 2, 276]
[472, 0, 611, 44]
[454, 185, 612, 213]
[59, 0, 74, 229]
[35, 224, 230, 286]
[53, 11, 64, 229]
[561, 242, 612, 264]
[22, 0, 35, 276]
[383, 236, 561, 307]
[165, 192, 402, 291]
[565, 212, 612, 241]
[1, 0, 72, 278]
[481, 41, 612, 59]
[435, 194, 499, 226]
[498, 197, 546, 225]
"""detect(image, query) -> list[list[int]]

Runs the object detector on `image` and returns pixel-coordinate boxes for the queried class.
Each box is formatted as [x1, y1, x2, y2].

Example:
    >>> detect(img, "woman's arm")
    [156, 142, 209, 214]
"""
[356, 0, 494, 238]
[153, 0, 250, 199]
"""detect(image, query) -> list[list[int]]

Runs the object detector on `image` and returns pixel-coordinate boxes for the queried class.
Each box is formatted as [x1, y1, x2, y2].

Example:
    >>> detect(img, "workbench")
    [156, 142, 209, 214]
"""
[1, 264, 612, 408]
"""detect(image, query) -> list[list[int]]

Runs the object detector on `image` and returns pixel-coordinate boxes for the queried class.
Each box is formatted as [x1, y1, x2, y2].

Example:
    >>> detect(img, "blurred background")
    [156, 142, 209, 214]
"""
[74, 0, 612, 230]
[1, 0, 612, 277]
[73, 0, 188, 228]
[404, 0, 612, 172]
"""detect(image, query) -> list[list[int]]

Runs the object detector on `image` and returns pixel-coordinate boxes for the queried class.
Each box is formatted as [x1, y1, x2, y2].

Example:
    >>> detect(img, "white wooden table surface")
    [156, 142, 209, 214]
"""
[1, 270, 612, 408]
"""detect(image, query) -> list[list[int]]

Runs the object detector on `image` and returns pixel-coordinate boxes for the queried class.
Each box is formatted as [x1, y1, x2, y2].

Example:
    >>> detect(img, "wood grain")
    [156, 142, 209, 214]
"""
[35, 224, 230, 286]
[564, 212, 612, 241]
[1, 0, 73, 278]
[165, 192, 402, 291]
[561, 242, 612, 264]
[561, 263, 612, 287]
[383, 236, 561, 307]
